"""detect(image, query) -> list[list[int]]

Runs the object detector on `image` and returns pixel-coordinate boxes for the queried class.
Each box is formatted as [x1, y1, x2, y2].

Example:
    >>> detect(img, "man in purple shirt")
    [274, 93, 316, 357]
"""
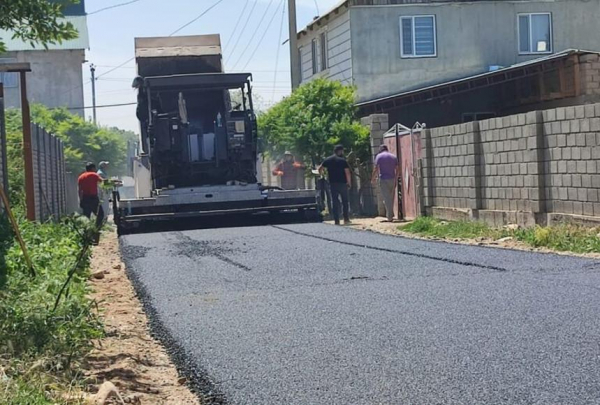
[371, 145, 398, 222]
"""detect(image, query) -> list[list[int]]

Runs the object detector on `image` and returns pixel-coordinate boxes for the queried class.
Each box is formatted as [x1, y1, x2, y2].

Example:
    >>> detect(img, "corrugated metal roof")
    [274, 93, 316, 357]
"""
[357, 49, 600, 107]
[0, 15, 89, 51]
[135, 35, 222, 58]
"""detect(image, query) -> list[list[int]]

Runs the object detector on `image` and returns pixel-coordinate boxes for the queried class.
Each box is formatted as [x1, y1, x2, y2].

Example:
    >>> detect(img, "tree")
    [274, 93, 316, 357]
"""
[258, 78, 369, 168]
[0, 0, 78, 53]
[6, 105, 130, 202]
[29, 105, 129, 175]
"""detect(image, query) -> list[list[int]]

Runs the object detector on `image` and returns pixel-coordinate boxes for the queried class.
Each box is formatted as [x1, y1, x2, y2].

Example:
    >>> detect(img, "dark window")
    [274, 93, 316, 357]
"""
[311, 39, 318, 75]
[320, 32, 328, 71]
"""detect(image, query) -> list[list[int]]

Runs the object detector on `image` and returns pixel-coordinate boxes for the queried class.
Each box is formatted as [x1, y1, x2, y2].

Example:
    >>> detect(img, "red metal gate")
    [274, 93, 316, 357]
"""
[382, 125, 422, 220]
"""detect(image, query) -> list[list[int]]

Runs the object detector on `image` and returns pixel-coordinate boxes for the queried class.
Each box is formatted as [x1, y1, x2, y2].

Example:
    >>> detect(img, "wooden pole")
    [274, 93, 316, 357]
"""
[0, 185, 36, 277]
[20, 71, 36, 221]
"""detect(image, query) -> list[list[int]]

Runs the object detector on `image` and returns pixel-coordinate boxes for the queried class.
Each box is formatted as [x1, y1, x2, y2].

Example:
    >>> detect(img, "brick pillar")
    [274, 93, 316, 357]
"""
[528, 110, 547, 225]
[361, 114, 389, 217]
[471, 121, 483, 218]
[420, 128, 434, 214]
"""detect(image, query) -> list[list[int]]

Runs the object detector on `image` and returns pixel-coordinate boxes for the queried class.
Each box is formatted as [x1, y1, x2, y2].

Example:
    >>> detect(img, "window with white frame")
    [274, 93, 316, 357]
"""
[320, 32, 328, 71]
[518, 13, 552, 54]
[311, 38, 318, 75]
[400, 15, 436, 58]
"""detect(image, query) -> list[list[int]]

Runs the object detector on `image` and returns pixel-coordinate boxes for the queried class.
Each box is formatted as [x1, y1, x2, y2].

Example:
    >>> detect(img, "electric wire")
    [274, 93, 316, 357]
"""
[88, 0, 142, 15]
[223, 0, 250, 50]
[62, 0, 226, 96]
[225, 0, 259, 65]
[239, 0, 285, 72]
[271, 2, 287, 103]
[229, 0, 277, 70]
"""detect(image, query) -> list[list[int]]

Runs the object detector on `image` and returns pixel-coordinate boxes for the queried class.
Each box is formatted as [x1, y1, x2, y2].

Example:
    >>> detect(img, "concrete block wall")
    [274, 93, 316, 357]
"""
[579, 54, 600, 97]
[421, 122, 478, 212]
[421, 102, 600, 226]
[542, 103, 600, 220]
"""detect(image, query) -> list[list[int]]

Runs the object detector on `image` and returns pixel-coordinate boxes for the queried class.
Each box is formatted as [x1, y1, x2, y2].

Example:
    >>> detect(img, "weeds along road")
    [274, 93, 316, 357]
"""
[121, 223, 600, 404]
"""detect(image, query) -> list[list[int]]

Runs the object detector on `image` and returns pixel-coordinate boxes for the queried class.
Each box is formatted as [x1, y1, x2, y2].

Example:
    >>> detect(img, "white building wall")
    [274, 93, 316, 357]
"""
[298, 7, 353, 86]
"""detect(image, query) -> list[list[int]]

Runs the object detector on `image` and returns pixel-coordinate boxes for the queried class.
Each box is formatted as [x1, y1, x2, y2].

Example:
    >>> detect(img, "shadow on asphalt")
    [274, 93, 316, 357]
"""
[120, 211, 321, 236]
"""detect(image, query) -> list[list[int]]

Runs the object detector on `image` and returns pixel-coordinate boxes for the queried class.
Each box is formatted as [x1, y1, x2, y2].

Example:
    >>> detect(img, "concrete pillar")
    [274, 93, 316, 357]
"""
[361, 114, 389, 217]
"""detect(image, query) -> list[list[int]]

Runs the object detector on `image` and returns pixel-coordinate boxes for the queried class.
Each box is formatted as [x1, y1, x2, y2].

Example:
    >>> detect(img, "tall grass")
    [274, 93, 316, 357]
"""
[402, 217, 600, 254]
[0, 216, 102, 403]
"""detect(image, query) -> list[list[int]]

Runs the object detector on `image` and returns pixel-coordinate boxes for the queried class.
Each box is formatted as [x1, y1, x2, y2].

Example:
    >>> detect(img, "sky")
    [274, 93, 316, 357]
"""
[83, 0, 340, 133]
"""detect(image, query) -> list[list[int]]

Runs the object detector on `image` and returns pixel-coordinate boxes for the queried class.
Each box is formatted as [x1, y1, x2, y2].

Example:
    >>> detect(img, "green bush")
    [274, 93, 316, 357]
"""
[0, 216, 102, 402]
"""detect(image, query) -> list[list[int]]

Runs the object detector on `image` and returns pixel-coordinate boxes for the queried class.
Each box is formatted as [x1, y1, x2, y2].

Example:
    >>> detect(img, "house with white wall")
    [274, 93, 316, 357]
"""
[0, 0, 89, 115]
[294, 0, 600, 108]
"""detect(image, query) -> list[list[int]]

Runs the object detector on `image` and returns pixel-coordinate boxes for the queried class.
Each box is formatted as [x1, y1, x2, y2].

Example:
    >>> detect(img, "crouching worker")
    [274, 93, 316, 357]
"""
[78, 162, 105, 240]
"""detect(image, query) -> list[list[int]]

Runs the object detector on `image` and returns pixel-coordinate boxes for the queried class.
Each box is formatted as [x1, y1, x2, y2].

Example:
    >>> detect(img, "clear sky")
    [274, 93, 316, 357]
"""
[83, 0, 340, 133]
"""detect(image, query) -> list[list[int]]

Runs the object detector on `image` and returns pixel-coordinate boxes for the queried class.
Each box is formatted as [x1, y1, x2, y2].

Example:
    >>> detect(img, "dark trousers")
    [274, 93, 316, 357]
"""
[80, 195, 104, 230]
[330, 182, 349, 223]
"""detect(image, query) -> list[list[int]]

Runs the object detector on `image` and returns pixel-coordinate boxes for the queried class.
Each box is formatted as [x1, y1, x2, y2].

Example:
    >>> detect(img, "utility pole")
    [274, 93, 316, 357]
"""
[288, 0, 300, 90]
[90, 64, 97, 125]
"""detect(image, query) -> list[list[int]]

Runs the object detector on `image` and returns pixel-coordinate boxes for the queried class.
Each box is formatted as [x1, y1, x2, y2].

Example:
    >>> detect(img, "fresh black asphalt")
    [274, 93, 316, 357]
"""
[121, 223, 600, 404]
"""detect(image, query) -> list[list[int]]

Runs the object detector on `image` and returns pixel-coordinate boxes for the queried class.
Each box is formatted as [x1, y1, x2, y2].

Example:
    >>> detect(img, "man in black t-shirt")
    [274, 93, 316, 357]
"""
[319, 145, 352, 225]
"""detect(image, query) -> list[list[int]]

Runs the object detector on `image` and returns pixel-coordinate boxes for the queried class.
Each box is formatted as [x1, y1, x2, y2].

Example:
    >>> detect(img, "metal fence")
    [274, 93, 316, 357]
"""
[0, 84, 7, 201]
[31, 123, 68, 221]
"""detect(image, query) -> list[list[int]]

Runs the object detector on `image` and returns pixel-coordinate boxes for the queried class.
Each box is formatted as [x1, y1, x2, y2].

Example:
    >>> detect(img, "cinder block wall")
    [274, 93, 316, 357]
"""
[421, 102, 600, 227]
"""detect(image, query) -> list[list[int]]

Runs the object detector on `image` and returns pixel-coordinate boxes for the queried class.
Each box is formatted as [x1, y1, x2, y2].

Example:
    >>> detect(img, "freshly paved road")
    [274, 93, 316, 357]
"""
[121, 223, 600, 405]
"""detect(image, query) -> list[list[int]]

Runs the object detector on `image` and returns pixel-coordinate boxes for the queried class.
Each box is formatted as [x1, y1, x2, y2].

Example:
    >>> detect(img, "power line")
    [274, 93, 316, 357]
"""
[271, 3, 286, 102]
[169, 0, 226, 36]
[223, 0, 250, 50]
[230, 0, 277, 71]
[63, 102, 137, 111]
[88, 0, 142, 15]
[61, 0, 227, 96]
[239, 0, 285, 71]
[225, 0, 258, 65]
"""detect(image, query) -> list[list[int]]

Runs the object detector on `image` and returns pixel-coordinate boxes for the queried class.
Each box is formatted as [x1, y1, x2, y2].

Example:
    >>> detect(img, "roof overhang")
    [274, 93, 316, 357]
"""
[358, 49, 598, 114]
[298, 0, 349, 38]
[0, 62, 31, 72]
[145, 72, 252, 91]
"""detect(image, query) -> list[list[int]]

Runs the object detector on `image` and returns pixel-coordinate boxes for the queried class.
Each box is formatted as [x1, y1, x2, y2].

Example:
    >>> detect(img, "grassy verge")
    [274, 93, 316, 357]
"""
[401, 216, 600, 254]
[0, 216, 102, 404]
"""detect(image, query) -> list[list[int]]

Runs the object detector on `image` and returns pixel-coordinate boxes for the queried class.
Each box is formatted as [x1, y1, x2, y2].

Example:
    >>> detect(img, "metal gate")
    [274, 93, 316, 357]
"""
[382, 123, 423, 220]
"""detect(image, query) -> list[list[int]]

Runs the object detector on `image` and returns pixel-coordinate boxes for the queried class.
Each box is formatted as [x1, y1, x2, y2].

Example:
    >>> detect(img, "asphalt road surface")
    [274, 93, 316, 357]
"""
[121, 223, 600, 405]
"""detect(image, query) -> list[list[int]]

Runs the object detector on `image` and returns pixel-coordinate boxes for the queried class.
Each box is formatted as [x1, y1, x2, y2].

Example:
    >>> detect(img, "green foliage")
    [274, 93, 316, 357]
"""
[6, 104, 130, 178]
[258, 78, 370, 167]
[0, 0, 78, 53]
[0, 216, 102, 402]
[402, 217, 502, 240]
[402, 217, 600, 254]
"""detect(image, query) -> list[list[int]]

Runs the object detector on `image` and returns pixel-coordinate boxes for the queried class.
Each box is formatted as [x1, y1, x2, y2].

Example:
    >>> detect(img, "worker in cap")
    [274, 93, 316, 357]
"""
[97, 161, 110, 180]
[272, 151, 305, 190]
[97, 161, 111, 219]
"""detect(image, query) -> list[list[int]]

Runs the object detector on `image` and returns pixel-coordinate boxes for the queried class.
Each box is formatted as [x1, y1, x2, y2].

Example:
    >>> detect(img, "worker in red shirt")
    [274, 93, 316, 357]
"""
[78, 162, 105, 230]
[272, 151, 305, 190]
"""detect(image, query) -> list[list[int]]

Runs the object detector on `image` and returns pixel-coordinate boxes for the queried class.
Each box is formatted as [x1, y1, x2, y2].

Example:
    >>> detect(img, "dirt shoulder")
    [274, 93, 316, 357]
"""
[338, 217, 600, 259]
[85, 231, 199, 404]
